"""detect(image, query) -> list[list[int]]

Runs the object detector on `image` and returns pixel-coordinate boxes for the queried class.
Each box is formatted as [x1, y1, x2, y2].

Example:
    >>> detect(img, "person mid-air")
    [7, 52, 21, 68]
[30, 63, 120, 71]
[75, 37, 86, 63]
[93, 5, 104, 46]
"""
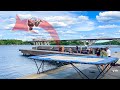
[27, 19, 42, 33]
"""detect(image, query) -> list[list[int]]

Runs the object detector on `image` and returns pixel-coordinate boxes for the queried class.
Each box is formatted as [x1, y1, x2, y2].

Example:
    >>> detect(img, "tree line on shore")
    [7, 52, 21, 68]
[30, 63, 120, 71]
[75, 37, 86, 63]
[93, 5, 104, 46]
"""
[0, 39, 120, 45]
[0, 39, 33, 45]
[50, 40, 86, 45]
[50, 40, 120, 45]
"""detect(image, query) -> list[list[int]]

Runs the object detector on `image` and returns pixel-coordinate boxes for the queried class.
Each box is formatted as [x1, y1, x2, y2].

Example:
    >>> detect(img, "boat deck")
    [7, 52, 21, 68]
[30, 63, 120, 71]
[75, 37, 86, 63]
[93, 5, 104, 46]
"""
[19, 49, 90, 56]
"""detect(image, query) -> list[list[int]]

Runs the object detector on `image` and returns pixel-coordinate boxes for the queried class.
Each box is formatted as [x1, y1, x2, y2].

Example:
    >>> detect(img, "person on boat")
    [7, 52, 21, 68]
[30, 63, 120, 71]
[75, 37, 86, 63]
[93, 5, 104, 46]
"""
[100, 48, 107, 70]
[69, 48, 73, 53]
[106, 47, 116, 66]
[101, 48, 107, 57]
[76, 46, 79, 53]
[96, 48, 100, 56]
[106, 47, 111, 57]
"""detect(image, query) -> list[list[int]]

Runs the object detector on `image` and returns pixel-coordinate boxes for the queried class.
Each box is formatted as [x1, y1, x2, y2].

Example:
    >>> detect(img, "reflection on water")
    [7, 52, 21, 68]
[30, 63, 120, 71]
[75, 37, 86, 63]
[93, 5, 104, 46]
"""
[0, 45, 57, 79]
[0, 45, 120, 79]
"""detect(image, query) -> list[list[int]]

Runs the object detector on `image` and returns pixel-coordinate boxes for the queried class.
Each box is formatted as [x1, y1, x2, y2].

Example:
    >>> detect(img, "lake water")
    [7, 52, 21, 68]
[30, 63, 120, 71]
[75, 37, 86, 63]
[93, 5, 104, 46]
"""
[0, 45, 57, 79]
[0, 45, 120, 79]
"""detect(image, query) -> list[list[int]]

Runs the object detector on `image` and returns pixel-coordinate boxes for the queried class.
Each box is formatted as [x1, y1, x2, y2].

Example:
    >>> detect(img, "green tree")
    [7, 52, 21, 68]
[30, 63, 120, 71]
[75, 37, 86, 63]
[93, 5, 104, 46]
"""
[0, 39, 33, 45]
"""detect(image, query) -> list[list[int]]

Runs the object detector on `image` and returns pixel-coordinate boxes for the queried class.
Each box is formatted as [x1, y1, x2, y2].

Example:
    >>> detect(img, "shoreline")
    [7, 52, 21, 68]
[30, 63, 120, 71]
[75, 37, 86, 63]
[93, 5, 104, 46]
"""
[0, 44, 120, 48]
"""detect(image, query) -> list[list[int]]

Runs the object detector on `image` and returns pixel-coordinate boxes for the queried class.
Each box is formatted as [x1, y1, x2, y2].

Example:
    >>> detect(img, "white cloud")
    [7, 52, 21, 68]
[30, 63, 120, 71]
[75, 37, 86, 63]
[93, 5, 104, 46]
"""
[15, 36, 35, 41]
[73, 16, 95, 31]
[14, 32, 26, 36]
[33, 30, 39, 33]
[96, 11, 120, 22]
[117, 30, 120, 33]
[1, 11, 95, 31]
[97, 24, 120, 29]
[58, 30, 77, 34]
[0, 34, 4, 39]
[43, 16, 76, 27]
[50, 21, 68, 27]
[78, 16, 89, 21]
[44, 16, 74, 21]
[2, 18, 15, 23]
[18, 14, 32, 20]
[79, 35, 85, 39]
[65, 30, 77, 34]
[98, 33, 104, 35]
[0, 34, 2, 38]
[0, 11, 101, 40]
[74, 21, 95, 31]
[14, 33, 48, 41]
[76, 26, 94, 31]
[8, 18, 15, 22]
[43, 15, 93, 29]
[115, 32, 120, 35]
[4, 24, 15, 29]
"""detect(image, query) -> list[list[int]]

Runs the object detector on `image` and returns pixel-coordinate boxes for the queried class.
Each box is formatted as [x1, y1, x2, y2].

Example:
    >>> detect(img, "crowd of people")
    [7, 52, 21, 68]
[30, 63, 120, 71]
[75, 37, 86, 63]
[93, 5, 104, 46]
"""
[95, 47, 115, 70]
[67, 46, 111, 57]
[59, 46, 116, 71]
[60, 46, 116, 67]
[59, 45, 112, 57]
[95, 47, 111, 57]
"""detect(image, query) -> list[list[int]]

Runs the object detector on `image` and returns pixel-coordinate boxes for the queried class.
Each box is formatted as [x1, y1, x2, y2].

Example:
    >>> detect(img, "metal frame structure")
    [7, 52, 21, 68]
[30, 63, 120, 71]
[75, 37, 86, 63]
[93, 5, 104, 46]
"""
[29, 55, 119, 79]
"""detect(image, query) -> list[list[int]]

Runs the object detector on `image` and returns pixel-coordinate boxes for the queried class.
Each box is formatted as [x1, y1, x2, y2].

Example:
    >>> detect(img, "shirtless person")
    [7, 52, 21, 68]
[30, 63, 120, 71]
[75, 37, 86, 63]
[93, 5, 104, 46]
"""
[28, 19, 34, 31]
[27, 19, 42, 33]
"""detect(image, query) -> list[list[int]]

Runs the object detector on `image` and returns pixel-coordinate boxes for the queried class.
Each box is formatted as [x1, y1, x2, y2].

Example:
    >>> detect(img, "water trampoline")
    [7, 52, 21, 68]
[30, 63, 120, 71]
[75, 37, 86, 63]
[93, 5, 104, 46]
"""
[28, 54, 119, 79]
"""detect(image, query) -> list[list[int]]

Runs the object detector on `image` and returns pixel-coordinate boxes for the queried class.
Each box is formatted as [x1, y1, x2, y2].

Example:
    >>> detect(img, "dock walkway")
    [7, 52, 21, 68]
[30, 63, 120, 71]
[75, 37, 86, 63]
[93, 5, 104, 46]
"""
[19, 49, 89, 56]
[18, 63, 120, 79]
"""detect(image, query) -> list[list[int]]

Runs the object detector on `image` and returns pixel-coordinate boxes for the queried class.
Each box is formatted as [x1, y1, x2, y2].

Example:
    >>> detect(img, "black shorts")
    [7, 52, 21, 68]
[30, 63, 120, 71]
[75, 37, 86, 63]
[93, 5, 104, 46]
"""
[111, 63, 116, 66]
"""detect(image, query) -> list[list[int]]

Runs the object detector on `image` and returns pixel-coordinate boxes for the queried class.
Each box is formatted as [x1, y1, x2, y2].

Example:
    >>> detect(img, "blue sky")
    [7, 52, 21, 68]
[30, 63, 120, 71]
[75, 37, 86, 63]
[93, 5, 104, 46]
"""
[0, 11, 120, 42]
